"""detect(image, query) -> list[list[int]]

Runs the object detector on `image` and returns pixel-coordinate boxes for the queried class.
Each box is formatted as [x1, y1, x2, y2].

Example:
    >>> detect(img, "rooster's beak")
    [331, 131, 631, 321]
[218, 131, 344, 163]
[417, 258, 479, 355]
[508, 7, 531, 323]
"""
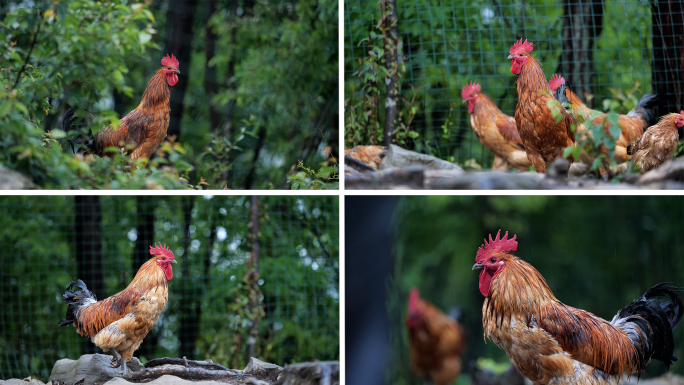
[174, 69, 181, 75]
[506, 54, 514, 60]
[472, 262, 484, 270]
[171, 260, 177, 263]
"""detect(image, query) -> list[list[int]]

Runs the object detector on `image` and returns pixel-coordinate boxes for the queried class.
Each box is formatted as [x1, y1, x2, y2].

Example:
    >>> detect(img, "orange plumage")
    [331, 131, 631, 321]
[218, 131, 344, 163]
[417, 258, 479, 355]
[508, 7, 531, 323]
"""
[461, 82, 532, 171]
[473, 230, 682, 385]
[627, 111, 683, 173]
[59, 243, 177, 373]
[406, 288, 466, 385]
[64, 54, 180, 161]
[508, 39, 576, 173]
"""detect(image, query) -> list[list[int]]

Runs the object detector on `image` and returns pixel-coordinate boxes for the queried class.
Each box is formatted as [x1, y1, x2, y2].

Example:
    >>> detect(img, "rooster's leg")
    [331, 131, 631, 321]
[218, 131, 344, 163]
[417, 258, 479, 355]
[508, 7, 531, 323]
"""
[110, 349, 126, 374]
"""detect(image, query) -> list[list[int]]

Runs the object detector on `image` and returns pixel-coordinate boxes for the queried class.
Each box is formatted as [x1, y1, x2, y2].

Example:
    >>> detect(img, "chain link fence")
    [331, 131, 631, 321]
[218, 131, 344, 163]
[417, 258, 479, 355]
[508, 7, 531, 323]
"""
[345, 0, 683, 168]
[0, 195, 339, 381]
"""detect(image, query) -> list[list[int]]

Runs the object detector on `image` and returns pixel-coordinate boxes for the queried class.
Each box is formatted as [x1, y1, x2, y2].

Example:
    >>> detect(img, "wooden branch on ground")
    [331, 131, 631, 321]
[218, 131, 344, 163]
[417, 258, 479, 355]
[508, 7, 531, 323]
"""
[144, 357, 231, 371]
[123, 365, 242, 383]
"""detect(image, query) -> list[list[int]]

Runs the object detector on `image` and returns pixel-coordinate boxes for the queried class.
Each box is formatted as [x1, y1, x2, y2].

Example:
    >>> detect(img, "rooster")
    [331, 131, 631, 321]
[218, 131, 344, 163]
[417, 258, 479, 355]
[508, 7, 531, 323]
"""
[461, 82, 532, 171]
[63, 54, 180, 161]
[508, 39, 576, 173]
[59, 243, 177, 374]
[472, 230, 682, 385]
[548, 74, 657, 167]
[406, 288, 466, 385]
[626, 111, 684, 173]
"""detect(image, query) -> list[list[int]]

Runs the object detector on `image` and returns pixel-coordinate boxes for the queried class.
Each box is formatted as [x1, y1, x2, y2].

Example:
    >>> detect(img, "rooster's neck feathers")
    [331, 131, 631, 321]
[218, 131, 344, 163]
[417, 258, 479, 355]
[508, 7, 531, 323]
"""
[129, 256, 169, 290]
[516, 56, 549, 99]
[138, 69, 171, 111]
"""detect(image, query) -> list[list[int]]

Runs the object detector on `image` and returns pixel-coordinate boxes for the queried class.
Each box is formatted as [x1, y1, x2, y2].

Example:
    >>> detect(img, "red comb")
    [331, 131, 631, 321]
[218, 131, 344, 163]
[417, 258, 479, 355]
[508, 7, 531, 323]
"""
[549, 74, 565, 92]
[510, 38, 533, 55]
[408, 288, 420, 311]
[476, 230, 518, 262]
[680, 110, 684, 115]
[161, 54, 179, 69]
[461, 81, 481, 100]
[150, 242, 174, 259]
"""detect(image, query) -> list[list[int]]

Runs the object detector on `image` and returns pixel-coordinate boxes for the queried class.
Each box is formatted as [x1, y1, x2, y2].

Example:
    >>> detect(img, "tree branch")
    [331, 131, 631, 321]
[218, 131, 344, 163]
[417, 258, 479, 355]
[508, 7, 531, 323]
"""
[12, 11, 43, 90]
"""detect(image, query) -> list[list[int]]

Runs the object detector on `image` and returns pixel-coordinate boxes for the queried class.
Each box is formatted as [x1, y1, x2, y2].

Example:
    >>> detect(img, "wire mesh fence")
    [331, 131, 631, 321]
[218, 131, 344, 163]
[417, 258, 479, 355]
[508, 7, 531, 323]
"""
[344, 0, 683, 169]
[0, 195, 339, 381]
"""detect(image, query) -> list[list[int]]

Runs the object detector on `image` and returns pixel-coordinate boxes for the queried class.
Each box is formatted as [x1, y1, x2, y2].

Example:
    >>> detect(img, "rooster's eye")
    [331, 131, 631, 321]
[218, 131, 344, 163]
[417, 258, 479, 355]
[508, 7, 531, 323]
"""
[162, 257, 166, 260]
[490, 258, 496, 263]
[519, 53, 523, 57]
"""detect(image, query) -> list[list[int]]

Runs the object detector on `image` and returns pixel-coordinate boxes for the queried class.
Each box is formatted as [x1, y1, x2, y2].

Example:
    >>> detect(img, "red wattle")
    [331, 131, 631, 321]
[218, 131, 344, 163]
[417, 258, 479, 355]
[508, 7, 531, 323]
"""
[167, 73, 178, 87]
[468, 100, 474, 114]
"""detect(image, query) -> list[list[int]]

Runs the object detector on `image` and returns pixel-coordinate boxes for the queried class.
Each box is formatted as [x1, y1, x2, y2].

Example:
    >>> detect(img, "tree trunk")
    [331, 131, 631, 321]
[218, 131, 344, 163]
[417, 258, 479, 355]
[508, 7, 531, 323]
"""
[382, 0, 399, 146]
[244, 124, 266, 190]
[164, 0, 200, 140]
[74, 196, 104, 355]
[246, 196, 261, 360]
[558, 0, 604, 108]
[179, 197, 200, 358]
[204, 0, 220, 132]
[133, 196, 158, 360]
[651, 0, 684, 136]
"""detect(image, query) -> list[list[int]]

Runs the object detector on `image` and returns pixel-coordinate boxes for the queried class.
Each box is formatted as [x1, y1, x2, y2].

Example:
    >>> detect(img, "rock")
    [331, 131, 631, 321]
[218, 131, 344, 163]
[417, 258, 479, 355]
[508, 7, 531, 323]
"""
[429, 171, 545, 190]
[547, 158, 570, 179]
[0, 378, 46, 385]
[344, 155, 375, 173]
[346, 165, 425, 189]
[105, 374, 225, 385]
[0, 166, 39, 189]
[379, 145, 463, 171]
[273, 361, 339, 385]
[49, 354, 143, 385]
[638, 158, 684, 186]
[243, 357, 283, 373]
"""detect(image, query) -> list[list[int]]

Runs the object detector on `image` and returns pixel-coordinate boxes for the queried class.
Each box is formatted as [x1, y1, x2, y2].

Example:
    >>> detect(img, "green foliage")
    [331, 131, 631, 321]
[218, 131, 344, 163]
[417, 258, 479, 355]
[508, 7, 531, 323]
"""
[387, 196, 684, 384]
[1, 0, 338, 189]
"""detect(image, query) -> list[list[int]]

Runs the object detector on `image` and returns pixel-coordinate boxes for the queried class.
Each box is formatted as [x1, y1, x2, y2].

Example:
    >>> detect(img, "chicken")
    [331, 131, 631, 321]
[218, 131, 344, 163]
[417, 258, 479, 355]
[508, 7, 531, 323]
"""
[406, 288, 466, 385]
[626, 111, 684, 173]
[58, 243, 177, 374]
[461, 82, 532, 171]
[63, 54, 181, 161]
[344, 145, 387, 170]
[548, 74, 657, 166]
[472, 230, 683, 385]
[508, 39, 576, 173]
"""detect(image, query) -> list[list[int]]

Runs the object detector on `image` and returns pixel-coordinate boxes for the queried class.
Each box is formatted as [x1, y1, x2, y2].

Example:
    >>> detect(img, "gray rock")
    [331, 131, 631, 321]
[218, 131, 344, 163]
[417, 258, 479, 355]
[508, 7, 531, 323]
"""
[273, 361, 339, 385]
[346, 165, 425, 189]
[0, 166, 38, 190]
[49, 354, 142, 385]
[0, 378, 46, 385]
[243, 357, 283, 373]
[379, 145, 463, 171]
[638, 158, 684, 185]
[105, 374, 225, 385]
[429, 171, 545, 190]
[619, 373, 684, 385]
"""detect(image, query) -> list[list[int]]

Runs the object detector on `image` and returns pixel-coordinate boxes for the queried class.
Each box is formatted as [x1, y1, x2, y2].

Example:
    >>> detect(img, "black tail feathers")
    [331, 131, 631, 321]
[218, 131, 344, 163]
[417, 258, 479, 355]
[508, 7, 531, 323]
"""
[630, 93, 659, 127]
[617, 283, 683, 370]
[58, 279, 97, 327]
[626, 143, 635, 156]
[61, 108, 94, 155]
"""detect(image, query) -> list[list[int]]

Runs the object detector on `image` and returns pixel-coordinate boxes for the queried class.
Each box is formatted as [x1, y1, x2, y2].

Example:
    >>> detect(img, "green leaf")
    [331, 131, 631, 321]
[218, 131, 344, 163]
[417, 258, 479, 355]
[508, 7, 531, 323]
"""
[138, 32, 152, 45]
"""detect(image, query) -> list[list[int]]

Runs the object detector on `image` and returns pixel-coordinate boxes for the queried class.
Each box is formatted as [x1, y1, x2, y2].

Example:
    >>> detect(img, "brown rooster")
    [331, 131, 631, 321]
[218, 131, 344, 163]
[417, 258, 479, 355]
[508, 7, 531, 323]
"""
[472, 230, 683, 385]
[406, 288, 466, 385]
[461, 81, 532, 171]
[548, 74, 657, 166]
[59, 243, 177, 374]
[626, 111, 684, 173]
[508, 39, 576, 173]
[63, 54, 180, 161]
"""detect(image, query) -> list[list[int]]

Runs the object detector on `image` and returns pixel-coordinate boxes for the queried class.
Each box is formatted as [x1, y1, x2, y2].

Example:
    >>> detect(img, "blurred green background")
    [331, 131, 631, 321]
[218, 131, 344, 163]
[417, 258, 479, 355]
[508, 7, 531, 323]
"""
[387, 195, 684, 384]
[0, 195, 339, 381]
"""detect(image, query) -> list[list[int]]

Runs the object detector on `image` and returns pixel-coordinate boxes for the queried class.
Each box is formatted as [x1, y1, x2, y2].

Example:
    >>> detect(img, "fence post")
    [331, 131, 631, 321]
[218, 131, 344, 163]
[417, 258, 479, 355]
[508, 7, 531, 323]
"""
[382, 0, 399, 147]
[246, 196, 261, 360]
[651, 0, 683, 134]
